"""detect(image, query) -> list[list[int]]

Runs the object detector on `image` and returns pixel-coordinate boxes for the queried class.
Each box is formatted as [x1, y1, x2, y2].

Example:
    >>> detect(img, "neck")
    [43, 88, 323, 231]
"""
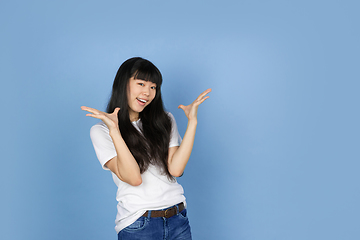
[129, 111, 139, 122]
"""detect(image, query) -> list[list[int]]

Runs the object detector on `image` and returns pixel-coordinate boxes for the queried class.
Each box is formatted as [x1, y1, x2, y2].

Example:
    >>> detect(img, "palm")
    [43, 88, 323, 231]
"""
[81, 106, 120, 130]
[178, 89, 211, 120]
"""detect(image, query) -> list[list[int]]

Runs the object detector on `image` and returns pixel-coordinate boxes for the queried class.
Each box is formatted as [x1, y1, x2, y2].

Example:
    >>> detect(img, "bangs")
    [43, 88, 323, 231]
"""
[132, 63, 162, 86]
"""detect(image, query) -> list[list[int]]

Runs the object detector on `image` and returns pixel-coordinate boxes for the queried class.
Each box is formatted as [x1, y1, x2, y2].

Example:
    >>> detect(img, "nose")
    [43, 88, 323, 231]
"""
[143, 87, 150, 96]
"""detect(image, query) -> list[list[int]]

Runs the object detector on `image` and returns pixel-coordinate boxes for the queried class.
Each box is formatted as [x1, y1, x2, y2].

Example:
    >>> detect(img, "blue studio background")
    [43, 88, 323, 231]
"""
[1, 0, 359, 239]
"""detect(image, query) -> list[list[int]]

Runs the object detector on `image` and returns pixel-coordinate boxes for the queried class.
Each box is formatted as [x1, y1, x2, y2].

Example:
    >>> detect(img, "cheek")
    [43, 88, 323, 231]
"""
[147, 93, 156, 104]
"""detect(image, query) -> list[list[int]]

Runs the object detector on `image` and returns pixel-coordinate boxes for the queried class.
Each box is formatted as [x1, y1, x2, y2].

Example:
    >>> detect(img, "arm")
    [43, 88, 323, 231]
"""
[82, 106, 142, 186]
[167, 89, 211, 177]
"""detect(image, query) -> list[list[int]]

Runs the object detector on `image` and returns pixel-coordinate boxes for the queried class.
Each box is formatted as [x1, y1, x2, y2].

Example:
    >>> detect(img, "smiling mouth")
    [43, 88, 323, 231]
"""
[137, 98, 148, 104]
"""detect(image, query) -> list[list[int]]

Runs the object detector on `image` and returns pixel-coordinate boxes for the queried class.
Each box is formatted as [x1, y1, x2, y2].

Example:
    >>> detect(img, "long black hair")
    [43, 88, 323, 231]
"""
[106, 57, 173, 180]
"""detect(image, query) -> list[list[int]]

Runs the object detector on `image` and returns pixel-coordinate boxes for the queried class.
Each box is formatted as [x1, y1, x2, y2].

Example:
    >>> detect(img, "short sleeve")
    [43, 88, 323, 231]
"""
[167, 112, 182, 148]
[90, 122, 117, 170]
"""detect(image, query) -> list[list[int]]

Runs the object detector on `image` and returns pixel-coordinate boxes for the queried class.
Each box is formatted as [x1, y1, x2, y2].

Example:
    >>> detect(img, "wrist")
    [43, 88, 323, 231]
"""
[187, 118, 198, 126]
[109, 127, 121, 137]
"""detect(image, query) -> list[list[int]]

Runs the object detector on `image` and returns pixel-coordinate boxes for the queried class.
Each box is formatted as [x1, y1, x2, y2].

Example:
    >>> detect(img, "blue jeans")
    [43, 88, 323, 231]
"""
[117, 207, 192, 240]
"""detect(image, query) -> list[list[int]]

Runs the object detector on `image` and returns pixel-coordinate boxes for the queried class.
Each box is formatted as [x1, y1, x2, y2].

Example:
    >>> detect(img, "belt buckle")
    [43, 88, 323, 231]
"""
[164, 208, 172, 218]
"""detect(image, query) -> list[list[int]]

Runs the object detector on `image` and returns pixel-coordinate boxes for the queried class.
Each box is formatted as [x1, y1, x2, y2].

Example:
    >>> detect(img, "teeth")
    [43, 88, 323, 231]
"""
[137, 98, 147, 103]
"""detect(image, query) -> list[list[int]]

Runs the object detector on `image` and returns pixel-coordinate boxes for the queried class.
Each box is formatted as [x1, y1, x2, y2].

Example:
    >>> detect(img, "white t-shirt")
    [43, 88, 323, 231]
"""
[90, 112, 186, 233]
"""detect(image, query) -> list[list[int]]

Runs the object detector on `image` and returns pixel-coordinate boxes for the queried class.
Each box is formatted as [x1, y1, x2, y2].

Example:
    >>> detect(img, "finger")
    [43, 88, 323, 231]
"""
[81, 106, 101, 114]
[196, 88, 212, 101]
[82, 107, 96, 114]
[194, 95, 210, 106]
[81, 106, 95, 111]
[81, 106, 90, 112]
[85, 113, 102, 119]
[202, 95, 210, 101]
[178, 105, 185, 109]
[113, 107, 120, 115]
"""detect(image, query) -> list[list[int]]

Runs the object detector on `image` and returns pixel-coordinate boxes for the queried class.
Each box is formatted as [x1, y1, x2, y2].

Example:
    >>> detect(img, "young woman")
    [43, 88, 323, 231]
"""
[81, 57, 211, 240]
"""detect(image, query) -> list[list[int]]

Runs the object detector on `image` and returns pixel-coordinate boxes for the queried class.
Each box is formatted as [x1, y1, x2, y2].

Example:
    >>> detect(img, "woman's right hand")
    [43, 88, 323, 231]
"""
[81, 106, 120, 131]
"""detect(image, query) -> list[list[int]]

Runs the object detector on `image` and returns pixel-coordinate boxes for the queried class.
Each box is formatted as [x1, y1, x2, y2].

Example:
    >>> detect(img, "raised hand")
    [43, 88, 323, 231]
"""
[178, 88, 211, 121]
[81, 106, 120, 131]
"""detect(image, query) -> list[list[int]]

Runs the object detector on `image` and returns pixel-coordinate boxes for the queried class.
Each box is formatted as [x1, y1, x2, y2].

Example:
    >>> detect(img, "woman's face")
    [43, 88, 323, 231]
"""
[127, 77, 157, 121]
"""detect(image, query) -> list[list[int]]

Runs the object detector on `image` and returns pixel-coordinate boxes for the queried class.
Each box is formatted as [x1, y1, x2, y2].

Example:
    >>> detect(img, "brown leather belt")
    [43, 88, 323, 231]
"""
[142, 202, 185, 218]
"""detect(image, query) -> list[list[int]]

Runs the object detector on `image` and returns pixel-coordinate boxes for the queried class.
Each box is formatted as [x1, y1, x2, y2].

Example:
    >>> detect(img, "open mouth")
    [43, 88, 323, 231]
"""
[137, 98, 148, 105]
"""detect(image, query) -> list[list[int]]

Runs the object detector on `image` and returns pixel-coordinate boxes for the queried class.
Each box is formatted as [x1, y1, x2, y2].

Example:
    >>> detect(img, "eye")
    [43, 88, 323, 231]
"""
[138, 82, 144, 86]
[151, 86, 157, 90]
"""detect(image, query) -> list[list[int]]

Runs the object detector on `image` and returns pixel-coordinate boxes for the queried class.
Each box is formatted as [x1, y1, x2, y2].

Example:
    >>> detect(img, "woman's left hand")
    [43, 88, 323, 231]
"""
[178, 88, 211, 121]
